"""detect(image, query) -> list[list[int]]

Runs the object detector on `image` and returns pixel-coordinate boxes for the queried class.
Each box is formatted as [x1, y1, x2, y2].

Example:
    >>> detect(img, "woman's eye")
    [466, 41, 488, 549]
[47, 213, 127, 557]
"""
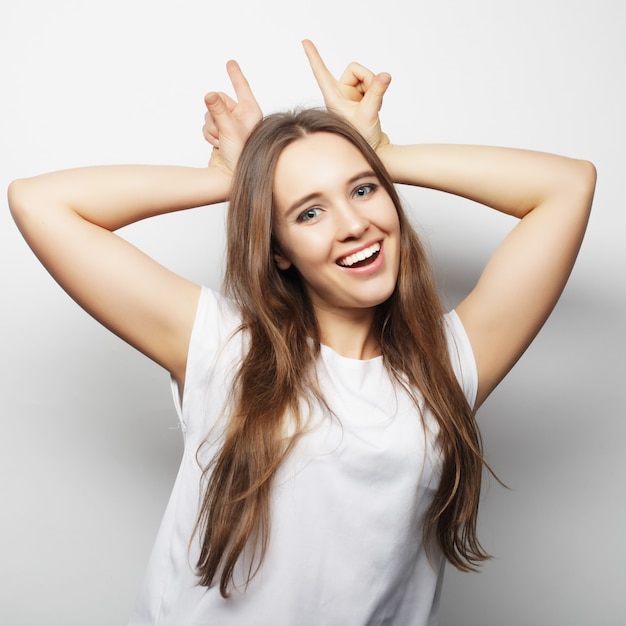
[354, 183, 377, 198]
[297, 207, 322, 223]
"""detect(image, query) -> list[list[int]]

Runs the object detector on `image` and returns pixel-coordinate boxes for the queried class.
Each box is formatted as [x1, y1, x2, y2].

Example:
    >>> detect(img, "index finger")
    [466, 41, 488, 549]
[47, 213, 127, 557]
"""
[302, 39, 338, 97]
[225, 59, 256, 103]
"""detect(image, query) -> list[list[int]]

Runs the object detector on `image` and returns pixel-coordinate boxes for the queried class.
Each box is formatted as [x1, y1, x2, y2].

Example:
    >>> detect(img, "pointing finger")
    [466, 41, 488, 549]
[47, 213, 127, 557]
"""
[225, 60, 255, 103]
[302, 39, 339, 101]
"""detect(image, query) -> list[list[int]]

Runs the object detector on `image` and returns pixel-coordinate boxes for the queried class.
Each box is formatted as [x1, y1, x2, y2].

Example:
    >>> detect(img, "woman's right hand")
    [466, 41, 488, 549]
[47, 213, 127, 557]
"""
[203, 60, 263, 177]
[302, 39, 392, 151]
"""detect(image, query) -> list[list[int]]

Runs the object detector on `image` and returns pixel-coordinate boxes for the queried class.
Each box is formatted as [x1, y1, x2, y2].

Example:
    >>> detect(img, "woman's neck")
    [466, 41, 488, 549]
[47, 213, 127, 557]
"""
[314, 305, 379, 360]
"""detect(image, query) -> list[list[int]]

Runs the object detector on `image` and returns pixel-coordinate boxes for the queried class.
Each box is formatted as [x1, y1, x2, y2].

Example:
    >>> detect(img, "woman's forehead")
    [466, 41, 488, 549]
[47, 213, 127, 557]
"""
[273, 133, 371, 205]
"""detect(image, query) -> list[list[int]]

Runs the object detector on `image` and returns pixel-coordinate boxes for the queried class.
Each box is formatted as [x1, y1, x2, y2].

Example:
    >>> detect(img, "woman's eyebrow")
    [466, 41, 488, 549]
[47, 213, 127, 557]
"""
[283, 170, 377, 217]
[284, 192, 322, 218]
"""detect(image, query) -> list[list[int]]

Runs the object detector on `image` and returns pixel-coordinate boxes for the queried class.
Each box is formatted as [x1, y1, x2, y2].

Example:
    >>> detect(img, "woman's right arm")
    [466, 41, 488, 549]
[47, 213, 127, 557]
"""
[8, 60, 261, 387]
[8, 165, 231, 386]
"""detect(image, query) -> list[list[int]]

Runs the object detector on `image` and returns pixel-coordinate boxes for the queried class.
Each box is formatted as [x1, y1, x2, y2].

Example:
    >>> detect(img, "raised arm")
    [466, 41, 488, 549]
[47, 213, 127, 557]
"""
[382, 144, 595, 407]
[8, 61, 261, 387]
[303, 41, 596, 408]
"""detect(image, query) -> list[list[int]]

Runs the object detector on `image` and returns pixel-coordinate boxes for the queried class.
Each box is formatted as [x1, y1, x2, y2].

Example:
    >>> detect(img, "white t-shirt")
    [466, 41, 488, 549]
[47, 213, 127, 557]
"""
[129, 286, 477, 626]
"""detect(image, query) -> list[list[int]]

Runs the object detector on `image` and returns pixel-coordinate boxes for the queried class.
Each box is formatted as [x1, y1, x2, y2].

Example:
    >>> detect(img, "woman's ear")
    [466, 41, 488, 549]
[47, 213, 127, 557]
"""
[273, 248, 292, 270]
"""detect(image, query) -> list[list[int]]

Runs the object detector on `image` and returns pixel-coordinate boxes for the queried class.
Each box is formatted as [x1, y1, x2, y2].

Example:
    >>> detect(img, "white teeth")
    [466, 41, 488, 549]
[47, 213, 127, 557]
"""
[339, 242, 381, 267]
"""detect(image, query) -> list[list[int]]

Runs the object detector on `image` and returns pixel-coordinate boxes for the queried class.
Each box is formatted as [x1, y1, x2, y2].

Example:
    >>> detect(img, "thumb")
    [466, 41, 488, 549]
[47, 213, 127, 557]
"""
[362, 72, 392, 112]
[204, 92, 228, 116]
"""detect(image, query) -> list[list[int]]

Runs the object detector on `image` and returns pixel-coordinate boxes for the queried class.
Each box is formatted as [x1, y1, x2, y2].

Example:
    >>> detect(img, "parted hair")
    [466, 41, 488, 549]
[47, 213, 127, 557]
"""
[193, 109, 489, 597]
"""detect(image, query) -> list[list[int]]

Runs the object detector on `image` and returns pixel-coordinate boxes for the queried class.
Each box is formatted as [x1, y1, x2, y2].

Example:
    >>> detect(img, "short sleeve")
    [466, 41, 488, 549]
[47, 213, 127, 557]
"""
[443, 310, 478, 408]
[169, 286, 243, 436]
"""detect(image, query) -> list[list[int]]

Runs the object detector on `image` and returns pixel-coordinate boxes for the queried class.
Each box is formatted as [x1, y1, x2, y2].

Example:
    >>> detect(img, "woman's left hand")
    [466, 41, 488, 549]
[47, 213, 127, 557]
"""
[203, 60, 263, 177]
[302, 39, 391, 150]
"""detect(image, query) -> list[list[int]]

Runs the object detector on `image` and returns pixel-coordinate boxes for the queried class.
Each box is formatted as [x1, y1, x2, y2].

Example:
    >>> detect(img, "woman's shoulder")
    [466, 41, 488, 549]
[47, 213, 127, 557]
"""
[194, 285, 243, 335]
[185, 286, 245, 383]
[443, 310, 479, 407]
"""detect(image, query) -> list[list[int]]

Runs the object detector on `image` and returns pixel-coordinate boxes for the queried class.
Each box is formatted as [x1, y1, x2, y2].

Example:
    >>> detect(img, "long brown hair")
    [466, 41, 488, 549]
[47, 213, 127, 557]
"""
[194, 109, 489, 597]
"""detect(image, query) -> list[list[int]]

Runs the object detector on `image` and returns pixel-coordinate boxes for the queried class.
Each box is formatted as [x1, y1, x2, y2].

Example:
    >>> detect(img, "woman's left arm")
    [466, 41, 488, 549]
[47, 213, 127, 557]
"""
[381, 143, 596, 408]
[304, 40, 597, 408]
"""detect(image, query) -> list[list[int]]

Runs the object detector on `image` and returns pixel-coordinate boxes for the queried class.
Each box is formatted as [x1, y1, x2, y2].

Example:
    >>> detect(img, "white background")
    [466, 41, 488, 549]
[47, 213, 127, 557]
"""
[2, 1, 624, 624]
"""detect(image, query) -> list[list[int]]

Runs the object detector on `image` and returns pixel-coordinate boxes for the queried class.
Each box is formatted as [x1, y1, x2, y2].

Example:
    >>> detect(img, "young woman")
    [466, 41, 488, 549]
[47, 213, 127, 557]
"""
[8, 41, 595, 625]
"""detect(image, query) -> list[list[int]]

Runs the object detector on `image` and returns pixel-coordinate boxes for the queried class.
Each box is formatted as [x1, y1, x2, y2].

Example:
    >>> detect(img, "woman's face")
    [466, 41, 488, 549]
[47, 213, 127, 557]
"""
[272, 132, 400, 318]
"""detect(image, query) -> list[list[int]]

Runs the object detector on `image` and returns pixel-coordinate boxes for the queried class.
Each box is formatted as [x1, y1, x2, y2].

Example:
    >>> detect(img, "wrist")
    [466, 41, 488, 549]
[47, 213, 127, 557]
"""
[206, 164, 234, 203]
[375, 132, 390, 152]
[375, 140, 398, 177]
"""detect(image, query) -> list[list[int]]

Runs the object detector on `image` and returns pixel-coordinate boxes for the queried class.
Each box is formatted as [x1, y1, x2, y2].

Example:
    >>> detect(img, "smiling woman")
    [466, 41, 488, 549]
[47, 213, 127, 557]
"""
[7, 40, 595, 626]
[272, 131, 401, 325]
[195, 109, 486, 616]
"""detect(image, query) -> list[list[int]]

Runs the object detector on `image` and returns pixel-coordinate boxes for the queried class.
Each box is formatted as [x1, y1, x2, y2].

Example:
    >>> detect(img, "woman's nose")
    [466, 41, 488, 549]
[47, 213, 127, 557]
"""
[336, 203, 369, 241]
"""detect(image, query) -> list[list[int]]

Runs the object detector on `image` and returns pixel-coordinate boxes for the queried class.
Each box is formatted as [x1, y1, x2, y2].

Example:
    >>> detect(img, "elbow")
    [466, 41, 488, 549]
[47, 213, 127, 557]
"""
[7, 178, 29, 224]
[558, 158, 596, 223]
[574, 158, 597, 210]
[7, 176, 48, 229]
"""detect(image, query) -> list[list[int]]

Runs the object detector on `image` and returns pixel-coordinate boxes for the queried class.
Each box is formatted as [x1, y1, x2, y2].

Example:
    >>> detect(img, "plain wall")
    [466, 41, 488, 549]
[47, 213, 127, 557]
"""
[2, 1, 624, 624]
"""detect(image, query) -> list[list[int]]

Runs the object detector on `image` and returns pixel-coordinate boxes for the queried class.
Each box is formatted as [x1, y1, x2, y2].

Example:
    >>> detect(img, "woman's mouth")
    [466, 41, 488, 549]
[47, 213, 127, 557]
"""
[337, 242, 381, 268]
